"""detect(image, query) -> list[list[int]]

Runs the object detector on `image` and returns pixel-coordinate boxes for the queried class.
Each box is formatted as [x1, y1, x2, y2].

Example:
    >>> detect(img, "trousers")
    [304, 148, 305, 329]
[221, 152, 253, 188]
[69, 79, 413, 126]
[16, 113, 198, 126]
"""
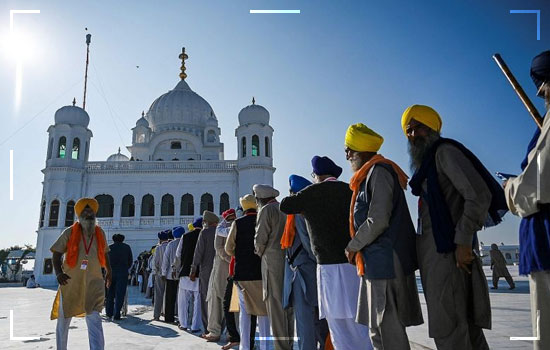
[153, 275, 166, 319]
[325, 317, 371, 350]
[164, 279, 179, 322]
[238, 287, 270, 350]
[530, 270, 550, 350]
[105, 270, 128, 319]
[56, 294, 104, 350]
[223, 277, 240, 342]
[177, 282, 202, 330]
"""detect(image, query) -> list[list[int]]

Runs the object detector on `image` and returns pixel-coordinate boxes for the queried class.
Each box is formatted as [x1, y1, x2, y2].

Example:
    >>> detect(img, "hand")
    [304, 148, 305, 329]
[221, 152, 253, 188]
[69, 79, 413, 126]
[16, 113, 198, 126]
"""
[455, 244, 474, 274]
[105, 271, 112, 288]
[56, 273, 71, 285]
[345, 249, 357, 265]
[189, 272, 196, 282]
[171, 270, 178, 280]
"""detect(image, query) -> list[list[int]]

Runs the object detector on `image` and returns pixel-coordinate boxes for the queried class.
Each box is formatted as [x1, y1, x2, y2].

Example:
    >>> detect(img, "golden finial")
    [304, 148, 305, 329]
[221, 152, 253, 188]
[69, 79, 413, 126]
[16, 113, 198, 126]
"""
[142, 110, 145, 118]
[72, 98, 76, 106]
[178, 47, 188, 80]
[252, 97, 255, 105]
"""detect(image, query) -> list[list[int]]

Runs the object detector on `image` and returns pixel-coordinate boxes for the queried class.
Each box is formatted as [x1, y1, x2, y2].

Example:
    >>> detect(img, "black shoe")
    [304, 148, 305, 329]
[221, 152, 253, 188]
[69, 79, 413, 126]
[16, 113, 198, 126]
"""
[509, 285, 516, 290]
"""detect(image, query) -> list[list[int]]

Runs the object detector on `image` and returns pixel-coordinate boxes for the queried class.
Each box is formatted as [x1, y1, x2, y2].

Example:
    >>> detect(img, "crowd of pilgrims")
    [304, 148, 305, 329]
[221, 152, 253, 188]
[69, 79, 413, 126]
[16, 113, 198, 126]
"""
[51, 51, 550, 350]
[123, 102, 518, 350]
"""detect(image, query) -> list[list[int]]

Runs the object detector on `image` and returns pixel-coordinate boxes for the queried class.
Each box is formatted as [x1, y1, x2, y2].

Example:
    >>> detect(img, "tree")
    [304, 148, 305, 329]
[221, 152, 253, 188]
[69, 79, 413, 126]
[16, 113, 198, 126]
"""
[0, 245, 35, 281]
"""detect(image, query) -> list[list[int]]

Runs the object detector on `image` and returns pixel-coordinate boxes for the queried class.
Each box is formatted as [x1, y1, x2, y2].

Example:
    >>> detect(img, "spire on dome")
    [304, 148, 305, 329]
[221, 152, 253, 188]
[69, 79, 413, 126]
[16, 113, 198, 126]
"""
[72, 98, 76, 106]
[118, 147, 121, 153]
[142, 110, 145, 117]
[252, 97, 255, 105]
[178, 47, 188, 80]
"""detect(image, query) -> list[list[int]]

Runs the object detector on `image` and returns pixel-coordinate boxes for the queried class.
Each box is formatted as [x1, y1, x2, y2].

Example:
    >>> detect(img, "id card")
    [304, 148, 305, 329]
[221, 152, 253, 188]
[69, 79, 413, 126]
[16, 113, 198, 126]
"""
[80, 259, 88, 270]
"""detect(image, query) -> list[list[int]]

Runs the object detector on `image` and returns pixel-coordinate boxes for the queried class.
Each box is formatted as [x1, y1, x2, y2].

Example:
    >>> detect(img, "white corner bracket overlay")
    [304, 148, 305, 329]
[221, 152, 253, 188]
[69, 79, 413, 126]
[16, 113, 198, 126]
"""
[10, 310, 40, 341]
[510, 310, 540, 341]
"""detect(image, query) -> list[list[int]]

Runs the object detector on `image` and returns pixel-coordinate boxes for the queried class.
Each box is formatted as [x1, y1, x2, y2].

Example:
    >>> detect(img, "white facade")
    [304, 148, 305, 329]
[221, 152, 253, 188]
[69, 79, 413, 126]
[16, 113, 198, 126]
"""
[34, 55, 275, 286]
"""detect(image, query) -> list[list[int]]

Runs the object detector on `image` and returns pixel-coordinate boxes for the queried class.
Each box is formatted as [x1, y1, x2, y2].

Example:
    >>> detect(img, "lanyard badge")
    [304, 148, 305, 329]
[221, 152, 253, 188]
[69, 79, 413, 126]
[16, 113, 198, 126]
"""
[80, 233, 94, 270]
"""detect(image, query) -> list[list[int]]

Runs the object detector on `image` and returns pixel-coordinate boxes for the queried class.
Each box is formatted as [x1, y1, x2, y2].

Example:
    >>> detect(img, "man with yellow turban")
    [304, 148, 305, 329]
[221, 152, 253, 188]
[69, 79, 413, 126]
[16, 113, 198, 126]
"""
[50, 197, 112, 350]
[344, 123, 423, 350]
[402, 105, 508, 350]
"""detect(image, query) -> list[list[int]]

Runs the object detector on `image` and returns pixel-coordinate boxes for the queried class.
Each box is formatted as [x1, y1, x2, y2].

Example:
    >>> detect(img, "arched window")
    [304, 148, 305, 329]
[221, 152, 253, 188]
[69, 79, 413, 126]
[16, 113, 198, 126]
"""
[49, 200, 60, 227]
[200, 193, 214, 213]
[252, 135, 259, 156]
[95, 195, 114, 217]
[72, 138, 80, 159]
[65, 201, 75, 226]
[265, 136, 270, 157]
[207, 130, 216, 142]
[47, 138, 53, 159]
[39, 201, 46, 227]
[181, 194, 194, 216]
[58, 137, 66, 158]
[161, 194, 175, 216]
[220, 193, 230, 214]
[121, 195, 135, 217]
[141, 194, 155, 216]
[241, 137, 246, 157]
[505, 253, 512, 260]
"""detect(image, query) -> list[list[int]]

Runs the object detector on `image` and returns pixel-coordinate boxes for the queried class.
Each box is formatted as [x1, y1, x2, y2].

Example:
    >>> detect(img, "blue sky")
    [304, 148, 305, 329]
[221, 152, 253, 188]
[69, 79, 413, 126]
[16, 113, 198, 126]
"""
[0, 0, 549, 248]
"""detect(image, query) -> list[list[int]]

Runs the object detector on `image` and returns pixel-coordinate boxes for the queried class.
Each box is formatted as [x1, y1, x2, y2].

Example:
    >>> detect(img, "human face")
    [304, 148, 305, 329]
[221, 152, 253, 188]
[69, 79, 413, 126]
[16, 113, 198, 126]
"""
[406, 119, 431, 145]
[345, 147, 363, 172]
[226, 214, 236, 222]
[80, 206, 96, 220]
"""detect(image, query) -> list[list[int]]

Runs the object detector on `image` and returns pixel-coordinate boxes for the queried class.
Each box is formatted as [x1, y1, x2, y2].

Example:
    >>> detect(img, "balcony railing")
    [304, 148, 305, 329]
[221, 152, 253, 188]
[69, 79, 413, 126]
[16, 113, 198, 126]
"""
[86, 160, 238, 173]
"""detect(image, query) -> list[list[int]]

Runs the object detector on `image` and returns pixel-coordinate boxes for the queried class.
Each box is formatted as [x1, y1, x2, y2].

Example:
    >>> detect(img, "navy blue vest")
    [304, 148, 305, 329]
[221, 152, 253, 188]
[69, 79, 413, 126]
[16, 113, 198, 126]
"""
[354, 163, 418, 279]
[234, 214, 262, 281]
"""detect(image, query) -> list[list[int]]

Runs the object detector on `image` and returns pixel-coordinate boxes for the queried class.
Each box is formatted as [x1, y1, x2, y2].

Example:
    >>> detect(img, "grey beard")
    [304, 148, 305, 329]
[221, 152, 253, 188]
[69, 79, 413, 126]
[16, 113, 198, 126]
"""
[407, 132, 440, 172]
[80, 217, 96, 234]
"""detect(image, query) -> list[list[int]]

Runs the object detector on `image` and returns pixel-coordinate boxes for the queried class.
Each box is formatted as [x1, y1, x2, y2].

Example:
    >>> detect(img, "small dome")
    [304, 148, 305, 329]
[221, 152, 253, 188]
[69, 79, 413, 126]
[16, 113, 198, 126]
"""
[238, 100, 270, 126]
[136, 116, 150, 128]
[107, 148, 129, 162]
[54, 105, 90, 127]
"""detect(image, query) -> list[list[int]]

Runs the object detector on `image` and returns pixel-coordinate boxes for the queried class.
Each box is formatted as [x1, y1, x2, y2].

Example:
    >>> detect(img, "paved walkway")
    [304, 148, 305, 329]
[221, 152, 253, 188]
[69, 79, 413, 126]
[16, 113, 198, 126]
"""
[0, 266, 533, 349]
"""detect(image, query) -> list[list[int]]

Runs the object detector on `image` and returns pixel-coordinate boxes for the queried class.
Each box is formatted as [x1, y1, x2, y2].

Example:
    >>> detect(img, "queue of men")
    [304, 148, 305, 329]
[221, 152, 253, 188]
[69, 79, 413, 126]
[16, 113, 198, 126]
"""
[49, 51, 550, 350]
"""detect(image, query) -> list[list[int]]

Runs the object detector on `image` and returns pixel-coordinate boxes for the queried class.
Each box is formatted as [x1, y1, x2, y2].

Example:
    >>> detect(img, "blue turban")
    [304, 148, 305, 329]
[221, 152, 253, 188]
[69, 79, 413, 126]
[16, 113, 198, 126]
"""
[289, 174, 312, 193]
[311, 156, 343, 178]
[157, 231, 169, 241]
[530, 50, 550, 91]
[172, 226, 185, 238]
[192, 217, 203, 229]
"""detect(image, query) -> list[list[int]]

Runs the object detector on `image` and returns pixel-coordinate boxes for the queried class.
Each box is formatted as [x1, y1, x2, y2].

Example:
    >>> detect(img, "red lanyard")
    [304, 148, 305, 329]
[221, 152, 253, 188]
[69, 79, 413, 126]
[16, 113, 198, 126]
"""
[82, 233, 94, 257]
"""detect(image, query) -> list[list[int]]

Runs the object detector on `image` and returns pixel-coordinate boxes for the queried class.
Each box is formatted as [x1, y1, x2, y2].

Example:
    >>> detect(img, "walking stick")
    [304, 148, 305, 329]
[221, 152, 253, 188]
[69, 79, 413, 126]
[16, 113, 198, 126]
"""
[493, 53, 544, 129]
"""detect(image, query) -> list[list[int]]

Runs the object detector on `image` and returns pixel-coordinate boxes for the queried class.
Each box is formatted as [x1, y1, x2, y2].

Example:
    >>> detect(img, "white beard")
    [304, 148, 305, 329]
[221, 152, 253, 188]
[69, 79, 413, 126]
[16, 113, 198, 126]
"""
[80, 217, 96, 234]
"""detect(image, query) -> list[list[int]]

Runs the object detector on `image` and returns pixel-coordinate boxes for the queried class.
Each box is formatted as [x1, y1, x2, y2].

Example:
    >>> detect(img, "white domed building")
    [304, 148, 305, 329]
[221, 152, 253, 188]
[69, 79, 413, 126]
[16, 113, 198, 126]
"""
[34, 49, 275, 286]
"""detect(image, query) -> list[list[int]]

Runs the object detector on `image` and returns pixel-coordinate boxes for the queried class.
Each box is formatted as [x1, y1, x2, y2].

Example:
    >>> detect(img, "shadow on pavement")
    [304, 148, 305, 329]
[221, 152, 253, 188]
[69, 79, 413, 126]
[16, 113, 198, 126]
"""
[115, 315, 179, 338]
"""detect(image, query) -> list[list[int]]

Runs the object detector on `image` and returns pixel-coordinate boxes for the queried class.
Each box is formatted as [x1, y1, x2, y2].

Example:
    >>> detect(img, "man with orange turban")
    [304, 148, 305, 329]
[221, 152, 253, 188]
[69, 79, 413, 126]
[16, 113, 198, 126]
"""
[344, 123, 423, 349]
[403, 105, 507, 350]
[50, 197, 112, 350]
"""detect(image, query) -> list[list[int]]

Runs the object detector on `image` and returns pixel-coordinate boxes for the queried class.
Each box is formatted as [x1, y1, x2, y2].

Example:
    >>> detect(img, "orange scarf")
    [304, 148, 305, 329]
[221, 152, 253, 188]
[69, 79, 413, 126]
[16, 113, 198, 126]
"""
[280, 214, 296, 249]
[349, 154, 409, 276]
[65, 222, 106, 268]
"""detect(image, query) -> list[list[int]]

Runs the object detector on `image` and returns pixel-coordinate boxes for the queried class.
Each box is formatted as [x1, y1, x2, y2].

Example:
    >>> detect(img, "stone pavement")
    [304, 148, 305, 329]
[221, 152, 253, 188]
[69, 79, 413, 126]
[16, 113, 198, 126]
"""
[0, 266, 533, 349]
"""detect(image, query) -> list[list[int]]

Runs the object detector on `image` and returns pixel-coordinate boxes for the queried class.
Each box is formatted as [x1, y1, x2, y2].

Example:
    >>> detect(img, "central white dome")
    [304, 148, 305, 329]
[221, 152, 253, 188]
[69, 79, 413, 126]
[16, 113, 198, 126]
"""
[145, 80, 217, 132]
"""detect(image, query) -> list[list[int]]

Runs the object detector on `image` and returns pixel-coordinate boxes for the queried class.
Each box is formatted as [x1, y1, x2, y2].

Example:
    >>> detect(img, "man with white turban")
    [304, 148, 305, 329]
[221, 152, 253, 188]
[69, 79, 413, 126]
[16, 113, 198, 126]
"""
[253, 184, 295, 350]
[344, 123, 423, 349]
[403, 104, 507, 349]
[50, 197, 112, 350]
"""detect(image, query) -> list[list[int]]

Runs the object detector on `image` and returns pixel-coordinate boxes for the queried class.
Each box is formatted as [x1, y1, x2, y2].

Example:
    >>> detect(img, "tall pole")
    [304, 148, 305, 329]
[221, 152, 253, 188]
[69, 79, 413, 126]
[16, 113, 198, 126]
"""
[83, 33, 91, 110]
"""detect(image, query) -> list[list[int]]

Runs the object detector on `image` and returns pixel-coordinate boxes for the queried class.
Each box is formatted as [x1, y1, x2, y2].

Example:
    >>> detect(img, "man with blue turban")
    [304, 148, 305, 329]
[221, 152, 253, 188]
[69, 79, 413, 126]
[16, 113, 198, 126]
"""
[161, 226, 184, 323]
[175, 218, 203, 331]
[280, 156, 371, 350]
[504, 50, 550, 350]
[152, 230, 171, 321]
[281, 175, 326, 350]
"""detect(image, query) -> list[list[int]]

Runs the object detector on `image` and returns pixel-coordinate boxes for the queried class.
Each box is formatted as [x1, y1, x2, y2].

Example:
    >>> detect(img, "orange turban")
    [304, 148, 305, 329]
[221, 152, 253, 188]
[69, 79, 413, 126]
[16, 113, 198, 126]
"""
[74, 197, 99, 217]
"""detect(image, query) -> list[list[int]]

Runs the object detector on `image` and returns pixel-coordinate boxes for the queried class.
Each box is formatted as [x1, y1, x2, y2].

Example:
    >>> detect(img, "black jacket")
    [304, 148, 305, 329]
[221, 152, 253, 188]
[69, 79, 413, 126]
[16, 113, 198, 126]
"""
[179, 229, 201, 277]
[108, 242, 133, 273]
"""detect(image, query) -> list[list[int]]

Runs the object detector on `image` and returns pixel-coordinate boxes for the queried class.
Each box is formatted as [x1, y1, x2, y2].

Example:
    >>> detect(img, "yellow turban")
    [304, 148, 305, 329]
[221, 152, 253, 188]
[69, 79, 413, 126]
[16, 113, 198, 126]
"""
[188, 223, 195, 231]
[240, 194, 257, 211]
[345, 123, 384, 152]
[401, 104, 442, 136]
[75, 197, 99, 217]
